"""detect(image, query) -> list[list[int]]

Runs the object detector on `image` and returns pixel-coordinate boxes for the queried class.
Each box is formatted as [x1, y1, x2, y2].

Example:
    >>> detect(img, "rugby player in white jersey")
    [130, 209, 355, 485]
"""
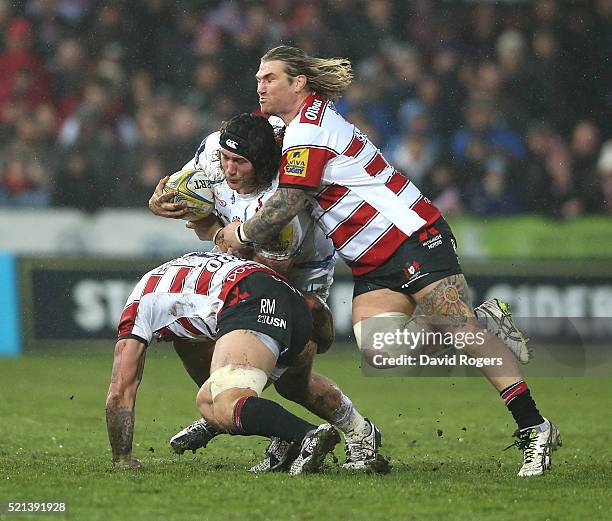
[106, 252, 341, 475]
[148, 114, 388, 472]
[220, 46, 561, 477]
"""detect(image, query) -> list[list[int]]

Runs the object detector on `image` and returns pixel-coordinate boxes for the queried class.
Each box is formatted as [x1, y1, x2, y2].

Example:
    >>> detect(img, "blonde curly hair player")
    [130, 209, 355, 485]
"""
[260, 46, 353, 101]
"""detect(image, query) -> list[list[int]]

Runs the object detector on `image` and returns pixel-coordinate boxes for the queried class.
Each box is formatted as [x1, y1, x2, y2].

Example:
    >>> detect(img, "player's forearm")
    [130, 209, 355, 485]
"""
[106, 339, 145, 463]
[188, 214, 222, 242]
[106, 401, 136, 462]
[242, 188, 307, 244]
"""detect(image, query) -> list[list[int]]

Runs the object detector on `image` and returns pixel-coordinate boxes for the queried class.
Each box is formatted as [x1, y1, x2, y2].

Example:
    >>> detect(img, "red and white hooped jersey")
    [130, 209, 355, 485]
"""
[277, 93, 441, 276]
[118, 252, 278, 345]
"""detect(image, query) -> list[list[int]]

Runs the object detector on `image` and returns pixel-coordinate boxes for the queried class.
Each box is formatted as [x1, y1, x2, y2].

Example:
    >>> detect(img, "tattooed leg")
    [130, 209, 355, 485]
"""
[413, 275, 521, 388]
[414, 274, 474, 326]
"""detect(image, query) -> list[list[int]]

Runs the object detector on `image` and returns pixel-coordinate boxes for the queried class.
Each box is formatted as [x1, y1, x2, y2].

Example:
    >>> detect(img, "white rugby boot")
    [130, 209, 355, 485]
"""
[475, 298, 531, 364]
[506, 418, 562, 476]
[248, 437, 298, 473]
[288, 424, 340, 476]
[170, 418, 220, 454]
[342, 418, 391, 474]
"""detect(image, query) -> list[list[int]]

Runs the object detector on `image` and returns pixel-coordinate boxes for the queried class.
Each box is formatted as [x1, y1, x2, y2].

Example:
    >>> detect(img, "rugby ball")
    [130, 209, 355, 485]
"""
[163, 168, 217, 221]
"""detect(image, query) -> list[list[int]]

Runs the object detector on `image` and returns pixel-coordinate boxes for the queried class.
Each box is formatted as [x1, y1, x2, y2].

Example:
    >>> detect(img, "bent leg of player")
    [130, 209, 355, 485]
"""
[412, 274, 560, 476]
[196, 329, 339, 475]
[352, 292, 530, 366]
[271, 340, 390, 474]
[173, 279, 342, 466]
[173, 338, 215, 387]
[302, 292, 335, 354]
[170, 339, 222, 454]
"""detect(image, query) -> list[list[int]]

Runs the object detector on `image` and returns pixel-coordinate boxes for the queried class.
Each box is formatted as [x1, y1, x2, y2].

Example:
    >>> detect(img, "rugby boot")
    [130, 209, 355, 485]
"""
[475, 298, 531, 364]
[505, 418, 562, 476]
[248, 437, 299, 473]
[170, 418, 220, 454]
[342, 418, 391, 474]
[289, 424, 340, 476]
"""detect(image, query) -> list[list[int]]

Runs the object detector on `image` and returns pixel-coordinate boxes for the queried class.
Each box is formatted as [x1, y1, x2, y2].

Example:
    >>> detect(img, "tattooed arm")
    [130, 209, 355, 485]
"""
[221, 188, 308, 252]
[106, 338, 147, 468]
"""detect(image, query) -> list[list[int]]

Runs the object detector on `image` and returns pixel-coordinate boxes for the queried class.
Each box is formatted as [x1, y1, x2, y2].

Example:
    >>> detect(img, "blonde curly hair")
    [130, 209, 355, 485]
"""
[261, 46, 353, 101]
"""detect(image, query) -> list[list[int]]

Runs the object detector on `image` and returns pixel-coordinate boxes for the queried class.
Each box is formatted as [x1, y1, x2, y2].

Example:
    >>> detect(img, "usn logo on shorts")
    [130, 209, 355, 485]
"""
[257, 298, 287, 328]
[284, 149, 309, 177]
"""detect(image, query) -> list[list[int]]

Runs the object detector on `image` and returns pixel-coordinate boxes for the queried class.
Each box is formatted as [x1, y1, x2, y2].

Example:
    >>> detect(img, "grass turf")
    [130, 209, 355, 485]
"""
[1, 347, 611, 521]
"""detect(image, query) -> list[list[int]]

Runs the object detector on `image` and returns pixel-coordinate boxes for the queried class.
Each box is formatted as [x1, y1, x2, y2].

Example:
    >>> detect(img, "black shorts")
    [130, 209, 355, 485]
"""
[353, 216, 462, 298]
[217, 272, 313, 366]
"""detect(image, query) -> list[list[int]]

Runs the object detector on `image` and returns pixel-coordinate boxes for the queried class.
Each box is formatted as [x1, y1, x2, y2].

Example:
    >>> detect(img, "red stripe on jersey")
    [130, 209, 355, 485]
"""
[298, 94, 327, 126]
[349, 225, 408, 276]
[169, 267, 192, 293]
[364, 153, 388, 177]
[330, 202, 378, 250]
[196, 269, 214, 295]
[117, 302, 139, 336]
[217, 266, 282, 311]
[141, 274, 161, 296]
[177, 317, 206, 336]
[317, 184, 350, 211]
[411, 195, 441, 225]
[278, 146, 337, 189]
[343, 134, 366, 157]
[386, 171, 410, 194]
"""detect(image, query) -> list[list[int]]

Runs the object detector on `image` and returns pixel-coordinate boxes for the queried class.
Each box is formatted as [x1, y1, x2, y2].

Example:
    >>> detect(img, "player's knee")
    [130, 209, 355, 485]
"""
[196, 383, 213, 414]
[206, 364, 268, 430]
[353, 312, 411, 351]
[212, 389, 259, 431]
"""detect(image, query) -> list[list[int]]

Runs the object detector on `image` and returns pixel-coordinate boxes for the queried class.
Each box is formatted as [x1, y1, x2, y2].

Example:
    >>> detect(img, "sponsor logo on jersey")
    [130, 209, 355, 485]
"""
[284, 149, 309, 177]
[300, 95, 326, 125]
[304, 98, 323, 121]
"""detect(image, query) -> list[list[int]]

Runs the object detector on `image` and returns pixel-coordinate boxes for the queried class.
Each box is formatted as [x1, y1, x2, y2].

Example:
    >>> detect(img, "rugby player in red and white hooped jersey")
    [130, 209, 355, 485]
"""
[106, 251, 342, 474]
[220, 46, 560, 477]
[148, 114, 389, 473]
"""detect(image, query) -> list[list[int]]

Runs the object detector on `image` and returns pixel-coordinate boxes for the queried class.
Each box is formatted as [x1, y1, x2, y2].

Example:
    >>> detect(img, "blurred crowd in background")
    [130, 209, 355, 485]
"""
[0, 0, 610, 217]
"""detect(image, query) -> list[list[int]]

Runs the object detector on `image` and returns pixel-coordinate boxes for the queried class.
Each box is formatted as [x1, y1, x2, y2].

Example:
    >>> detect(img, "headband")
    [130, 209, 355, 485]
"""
[219, 130, 254, 164]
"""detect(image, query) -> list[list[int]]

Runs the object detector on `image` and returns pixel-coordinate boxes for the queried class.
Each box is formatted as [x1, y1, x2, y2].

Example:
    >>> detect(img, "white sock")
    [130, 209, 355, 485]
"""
[330, 394, 368, 437]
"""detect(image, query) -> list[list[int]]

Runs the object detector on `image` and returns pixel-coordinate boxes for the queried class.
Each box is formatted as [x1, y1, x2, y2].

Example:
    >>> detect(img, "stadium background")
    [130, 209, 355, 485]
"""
[0, 1, 611, 520]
